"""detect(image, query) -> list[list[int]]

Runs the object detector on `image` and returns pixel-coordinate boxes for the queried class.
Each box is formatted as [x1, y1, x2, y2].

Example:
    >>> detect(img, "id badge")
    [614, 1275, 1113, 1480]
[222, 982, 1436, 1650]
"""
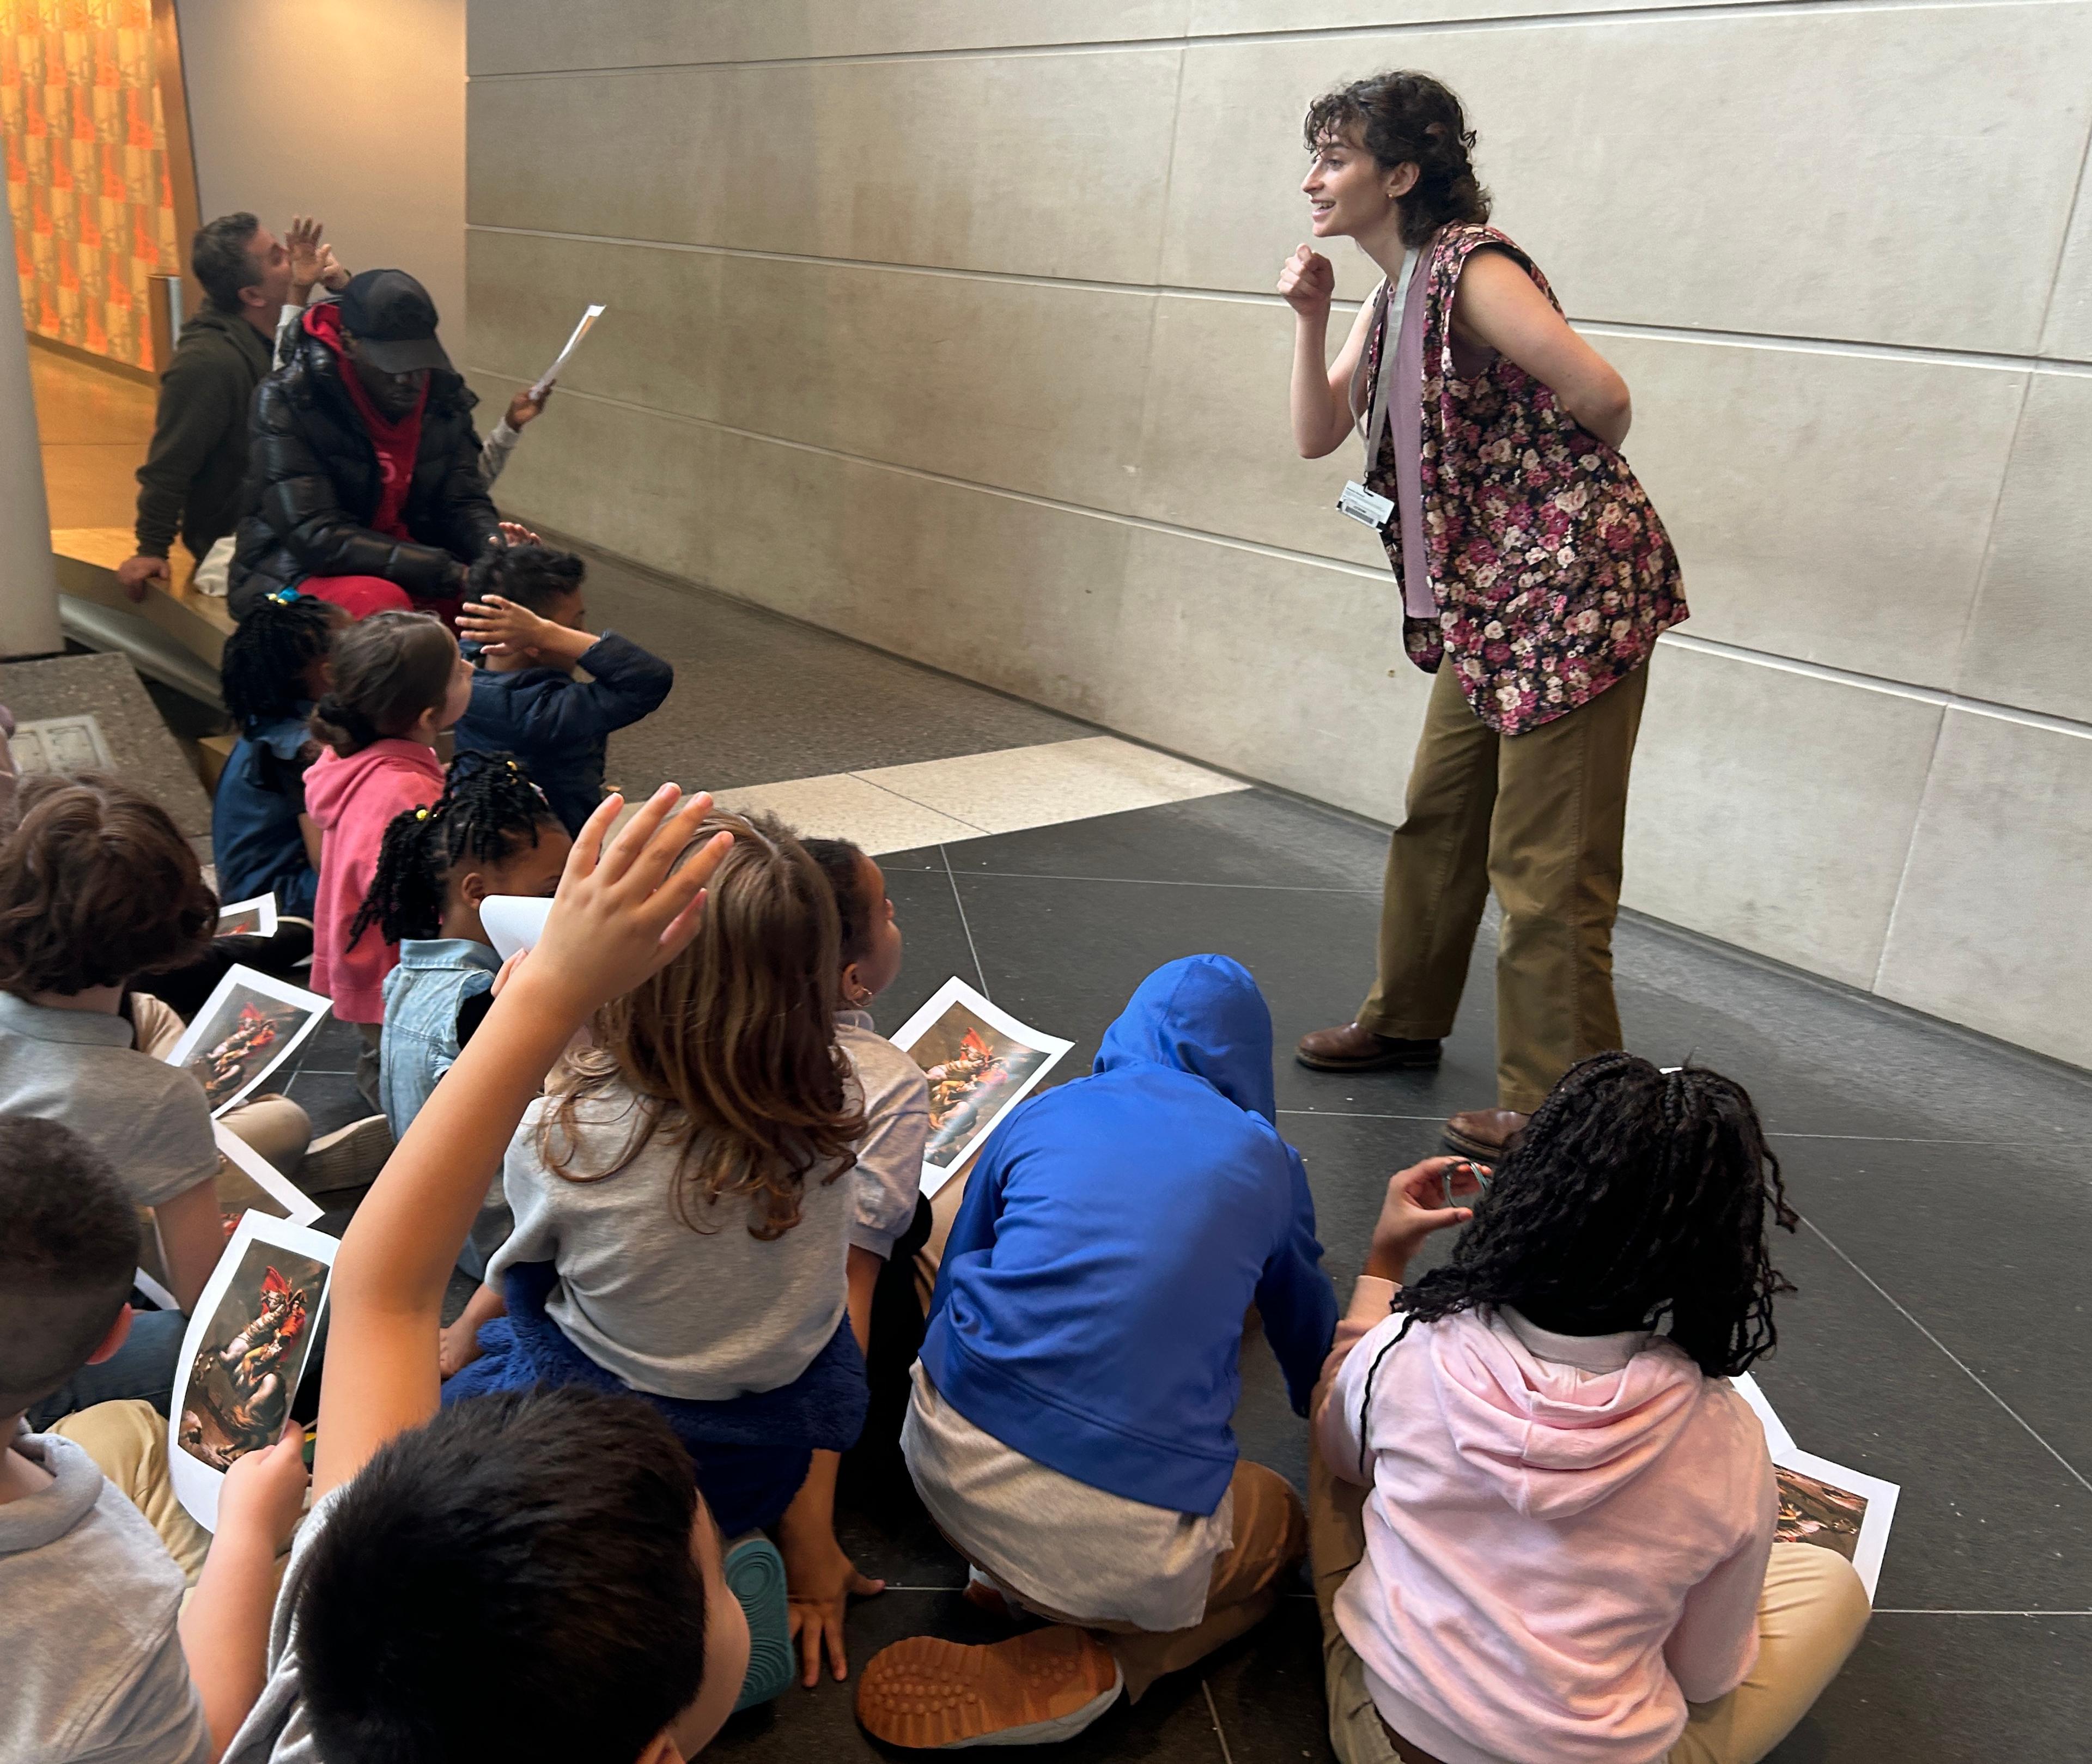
[1337, 480, 1395, 533]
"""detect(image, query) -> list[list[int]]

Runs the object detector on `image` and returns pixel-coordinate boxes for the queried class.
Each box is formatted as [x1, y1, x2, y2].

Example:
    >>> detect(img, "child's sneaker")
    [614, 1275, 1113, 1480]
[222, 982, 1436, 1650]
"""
[725, 1534, 793, 1711]
[856, 1626, 1122, 1747]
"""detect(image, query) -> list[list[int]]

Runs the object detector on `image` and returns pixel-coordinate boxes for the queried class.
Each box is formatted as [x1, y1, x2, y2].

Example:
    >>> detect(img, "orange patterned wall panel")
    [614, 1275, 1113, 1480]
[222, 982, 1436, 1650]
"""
[2, 0, 182, 370]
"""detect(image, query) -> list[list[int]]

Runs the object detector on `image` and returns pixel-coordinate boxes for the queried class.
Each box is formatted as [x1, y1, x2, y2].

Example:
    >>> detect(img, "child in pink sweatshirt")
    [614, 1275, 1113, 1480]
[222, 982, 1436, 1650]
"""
[304, 610, 473, 1097]
[1312, 1054, 1871, 1764]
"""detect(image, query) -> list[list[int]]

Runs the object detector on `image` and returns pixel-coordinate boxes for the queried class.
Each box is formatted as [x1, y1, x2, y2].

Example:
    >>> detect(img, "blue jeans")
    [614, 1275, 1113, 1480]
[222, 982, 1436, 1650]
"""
[28, 1307, 187, 1431]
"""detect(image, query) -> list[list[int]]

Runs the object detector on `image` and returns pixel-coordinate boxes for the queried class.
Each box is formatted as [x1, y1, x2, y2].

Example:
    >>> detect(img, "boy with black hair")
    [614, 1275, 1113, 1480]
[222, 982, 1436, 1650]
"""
[220, 784, 751, 1764]
[0, 1116, 310, 1764]
[454, 544, 674, 836]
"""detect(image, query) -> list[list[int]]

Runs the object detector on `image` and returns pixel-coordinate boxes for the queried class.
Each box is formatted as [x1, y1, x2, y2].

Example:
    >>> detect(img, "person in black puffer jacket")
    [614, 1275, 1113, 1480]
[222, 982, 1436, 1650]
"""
[227, 268, 502, 622]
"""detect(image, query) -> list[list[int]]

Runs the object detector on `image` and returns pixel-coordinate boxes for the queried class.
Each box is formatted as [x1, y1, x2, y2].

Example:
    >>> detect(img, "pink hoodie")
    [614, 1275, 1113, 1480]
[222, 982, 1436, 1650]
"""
[1319, 1285, 1774, 1764]
[305, 739, 445, 1024]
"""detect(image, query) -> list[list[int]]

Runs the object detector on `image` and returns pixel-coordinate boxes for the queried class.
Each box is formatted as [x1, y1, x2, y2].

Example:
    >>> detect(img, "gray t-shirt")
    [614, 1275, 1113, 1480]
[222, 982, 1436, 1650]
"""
[0, 1426, 211, 1764]
[0, 992, 217, 1208]
[486, 1082, 855, 1401]
[218, 1487, 343, 1764]
[837, 1010, 930, 1260]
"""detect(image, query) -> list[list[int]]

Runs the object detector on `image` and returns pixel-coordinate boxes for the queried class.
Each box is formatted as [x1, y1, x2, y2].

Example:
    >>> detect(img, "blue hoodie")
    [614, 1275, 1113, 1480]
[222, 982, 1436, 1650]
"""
[919, 954, 1338, 1516]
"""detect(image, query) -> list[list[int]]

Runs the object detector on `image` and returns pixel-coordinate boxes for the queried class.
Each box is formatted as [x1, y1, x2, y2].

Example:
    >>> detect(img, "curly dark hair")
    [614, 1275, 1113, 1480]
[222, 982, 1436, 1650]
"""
[222, 593, 344, 728]
[1391, 1053, 1796, 1377]
[801, 835, 872, 968]
[349, 750, 561, 948]
[465, 540, 586, 616]
[310, 611, 459, 756]
[1303, 70, 1491, 247]
[0, 774, 218, 996]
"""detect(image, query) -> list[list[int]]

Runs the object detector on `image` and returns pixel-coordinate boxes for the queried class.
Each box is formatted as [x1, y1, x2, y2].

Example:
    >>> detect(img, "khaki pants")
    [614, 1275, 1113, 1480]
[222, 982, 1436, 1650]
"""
[133, 993, 311, 1172]
[1358, 660, 1650, 1115]
[52, 1398, 212, 1584]
[1308, 1442, 1871, 1764]
[976, 1459, 1306, 1702]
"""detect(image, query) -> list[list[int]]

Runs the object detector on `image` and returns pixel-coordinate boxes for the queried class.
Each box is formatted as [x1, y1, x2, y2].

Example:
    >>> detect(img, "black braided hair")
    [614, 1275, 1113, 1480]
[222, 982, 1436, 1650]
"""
[221, 594, 341, 728]
[1390, 1052, 1797, 1378]
[800, 836, 871, 967]
[348, 750, 560, 949]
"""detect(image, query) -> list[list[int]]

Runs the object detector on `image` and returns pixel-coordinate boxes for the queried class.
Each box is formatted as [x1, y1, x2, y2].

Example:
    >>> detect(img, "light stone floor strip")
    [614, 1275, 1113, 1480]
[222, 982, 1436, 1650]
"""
[706, 735, 1249, 856]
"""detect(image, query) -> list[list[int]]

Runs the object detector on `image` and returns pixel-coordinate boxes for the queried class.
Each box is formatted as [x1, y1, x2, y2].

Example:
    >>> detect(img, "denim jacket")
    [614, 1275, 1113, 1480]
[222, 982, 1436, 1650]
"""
[381, 938, 506, 1272]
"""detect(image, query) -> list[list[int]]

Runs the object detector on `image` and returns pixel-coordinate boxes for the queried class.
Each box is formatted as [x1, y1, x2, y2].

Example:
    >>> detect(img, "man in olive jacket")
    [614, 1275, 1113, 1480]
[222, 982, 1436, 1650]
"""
[226, 269, 500, 621]
[118, 214, 342, 601]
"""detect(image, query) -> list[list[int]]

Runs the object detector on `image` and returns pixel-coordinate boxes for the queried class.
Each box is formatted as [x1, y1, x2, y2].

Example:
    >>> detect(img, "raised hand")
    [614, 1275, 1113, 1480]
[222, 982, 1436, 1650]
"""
[505, 386, 550, 429]
[519, 785, 731, 1021]
[1278, 242, 1336, 319]
[286, 215, 326, 299]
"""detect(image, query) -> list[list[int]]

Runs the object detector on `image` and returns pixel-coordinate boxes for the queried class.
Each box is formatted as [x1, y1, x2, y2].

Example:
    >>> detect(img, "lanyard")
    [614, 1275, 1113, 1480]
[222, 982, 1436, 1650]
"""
[1358, 247, 1419, 479]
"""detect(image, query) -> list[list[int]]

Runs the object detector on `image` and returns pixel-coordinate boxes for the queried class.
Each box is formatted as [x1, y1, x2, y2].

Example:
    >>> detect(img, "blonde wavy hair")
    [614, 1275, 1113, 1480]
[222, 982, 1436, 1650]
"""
[539, 811, 863, 1238]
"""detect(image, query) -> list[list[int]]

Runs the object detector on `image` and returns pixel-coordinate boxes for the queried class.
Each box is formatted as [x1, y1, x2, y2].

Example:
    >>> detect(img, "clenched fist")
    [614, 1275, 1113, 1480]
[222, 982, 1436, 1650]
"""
[1278, 243, 1336, 319]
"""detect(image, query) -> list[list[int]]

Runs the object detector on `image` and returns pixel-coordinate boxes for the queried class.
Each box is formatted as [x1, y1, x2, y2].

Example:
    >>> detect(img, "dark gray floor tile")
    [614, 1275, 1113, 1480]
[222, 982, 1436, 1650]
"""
[865, 859, 986, 1039]
[283, 1070, 372, 1140]
[1201, 1598, 1335, 1764]
[1768, 1613, 2092, 1763]
[1748, 1224, 2091, 1613]
[570, 542, 1085, 796]
[711, 1590, 1227, 1764]
[1776, 1135, 2092, 1474]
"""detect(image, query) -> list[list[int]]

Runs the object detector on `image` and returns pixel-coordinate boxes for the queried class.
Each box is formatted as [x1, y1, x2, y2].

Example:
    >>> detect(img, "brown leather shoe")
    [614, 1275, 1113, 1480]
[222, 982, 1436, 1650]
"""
[1296, 1021, 1443, 1072]
[1443, 1108, 1529, 1160]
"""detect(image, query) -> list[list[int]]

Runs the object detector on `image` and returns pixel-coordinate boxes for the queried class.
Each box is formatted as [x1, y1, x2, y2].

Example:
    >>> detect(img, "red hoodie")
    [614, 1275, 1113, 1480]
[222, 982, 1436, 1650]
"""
[303, 301, 428, 539]
[304, 739, 445, 1023]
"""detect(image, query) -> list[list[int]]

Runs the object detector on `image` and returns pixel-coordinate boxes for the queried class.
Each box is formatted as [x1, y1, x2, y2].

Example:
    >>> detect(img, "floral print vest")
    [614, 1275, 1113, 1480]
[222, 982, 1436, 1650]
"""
[1361, 224, 1687, 735]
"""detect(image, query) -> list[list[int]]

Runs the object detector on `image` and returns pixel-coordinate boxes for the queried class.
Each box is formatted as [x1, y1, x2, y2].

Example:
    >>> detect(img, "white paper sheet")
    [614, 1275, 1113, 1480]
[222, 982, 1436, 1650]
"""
[1732, 1374, 1899, 1602]
[216, 894, 279, 938]
[212, 1123, 321, 1227]
[530, 302, 605, 399]
[889, 977, 1074, 1197]
[481, 893, 553, 964]
[167, 1213, 337, 1530]
[162, 965, 330, 1117]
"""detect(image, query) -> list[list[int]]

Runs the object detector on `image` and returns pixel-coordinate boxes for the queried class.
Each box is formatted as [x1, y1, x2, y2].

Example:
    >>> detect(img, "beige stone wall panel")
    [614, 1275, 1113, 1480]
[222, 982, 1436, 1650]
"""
[1604, 334, 2028, 690]
[1160, 7, 2092, 349]
[1952, 372, 2092, 723]
[1620, 647, 1942, 989]
[1874, 709, 2092, 1069]
[469, 1, 1190, 75]
[468, 50, 1185, 283]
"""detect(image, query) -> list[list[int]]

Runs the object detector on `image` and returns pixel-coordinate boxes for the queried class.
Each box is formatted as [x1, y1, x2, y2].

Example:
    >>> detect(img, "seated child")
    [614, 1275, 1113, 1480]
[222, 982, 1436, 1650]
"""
[366, 749, 572, 1140]
[453, 543, 673, 836]
[363, 749, 570, 1273]
[212, 589, 349, 918]
[858, 954, 1339, 1747]
[0, 775, 313, 1425]
[306, 611, 475, 1102]
[791, 838, 929, 1682]
[1313, 1054, 1871, 1764]
[217, 786, 755, 1762]
[0, 1115, 309, 1764]
[440, 813, 870, 1669]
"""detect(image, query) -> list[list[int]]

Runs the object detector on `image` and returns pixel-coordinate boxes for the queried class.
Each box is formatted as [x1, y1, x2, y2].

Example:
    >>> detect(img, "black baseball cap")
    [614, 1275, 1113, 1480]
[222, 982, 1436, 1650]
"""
[338, 269, 451, 374]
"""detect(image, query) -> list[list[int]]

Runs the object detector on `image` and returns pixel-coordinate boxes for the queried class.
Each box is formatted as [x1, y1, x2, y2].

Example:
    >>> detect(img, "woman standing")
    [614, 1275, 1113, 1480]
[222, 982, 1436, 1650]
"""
[1282, 71, 1684, 1160]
